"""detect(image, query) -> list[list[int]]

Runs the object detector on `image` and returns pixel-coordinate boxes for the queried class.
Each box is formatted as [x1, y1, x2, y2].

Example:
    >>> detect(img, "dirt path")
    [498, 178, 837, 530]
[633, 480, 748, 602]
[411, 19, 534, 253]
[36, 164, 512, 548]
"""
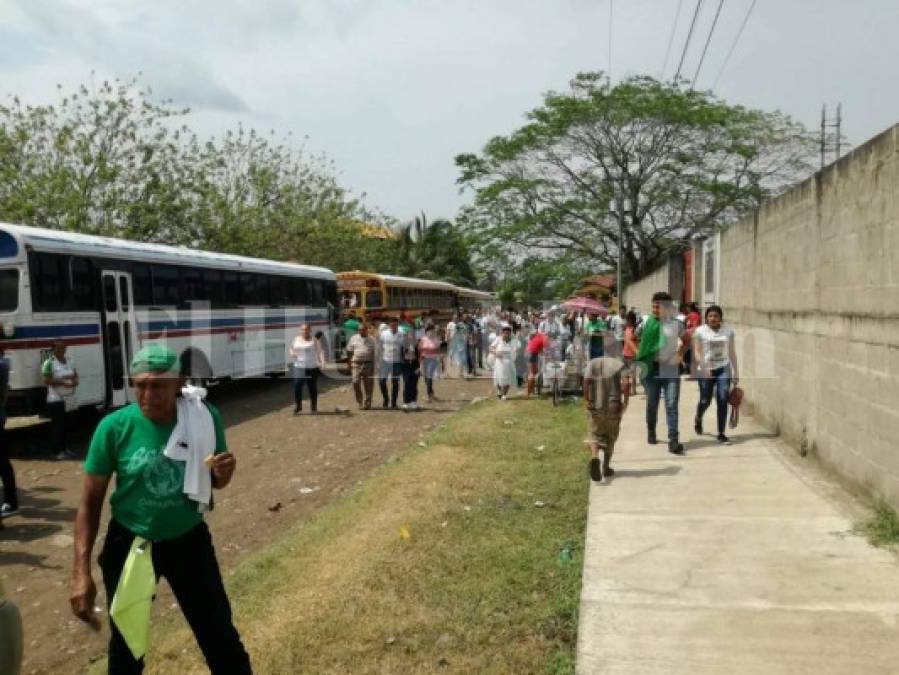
[0, 371, 494, 674]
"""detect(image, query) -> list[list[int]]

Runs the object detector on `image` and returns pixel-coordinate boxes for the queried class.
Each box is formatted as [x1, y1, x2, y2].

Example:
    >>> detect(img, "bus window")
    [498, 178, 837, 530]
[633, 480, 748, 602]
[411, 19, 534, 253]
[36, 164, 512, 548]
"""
[0, 269, 17, 312]
[340, 291, 361, 309]
[132, 264, 152, 305]
[103, 275, 117, 312]
[324, 280, 338, 307]
[308, 280, 324, 306]
[70, 258, 96, 311]
[203, 269, 223, 307]
[182, 268, 205, 302]
[223, 271, 240, 306]
[119, 276, 130, 311]
[269, 276, 288, 307]
[151, 265, 181, 306]
[107, 320, 125, 390]
[31, 252, 67, 311]
[365, 289, 382, 308]
[291, 278, 309, 305]
[240, 273, 268, 305]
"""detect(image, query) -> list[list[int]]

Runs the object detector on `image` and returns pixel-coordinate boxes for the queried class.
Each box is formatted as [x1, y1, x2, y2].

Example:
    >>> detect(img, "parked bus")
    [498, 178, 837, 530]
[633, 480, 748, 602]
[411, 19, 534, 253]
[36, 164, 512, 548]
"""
[0, 222, 338, 416]
[336, 271, 457, 322]
[455, 286, 495, 314]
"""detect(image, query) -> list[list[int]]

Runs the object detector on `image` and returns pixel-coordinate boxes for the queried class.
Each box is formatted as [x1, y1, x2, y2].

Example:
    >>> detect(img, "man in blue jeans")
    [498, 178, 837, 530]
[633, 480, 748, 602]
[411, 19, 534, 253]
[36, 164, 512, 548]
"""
[637, 292, 689, 455]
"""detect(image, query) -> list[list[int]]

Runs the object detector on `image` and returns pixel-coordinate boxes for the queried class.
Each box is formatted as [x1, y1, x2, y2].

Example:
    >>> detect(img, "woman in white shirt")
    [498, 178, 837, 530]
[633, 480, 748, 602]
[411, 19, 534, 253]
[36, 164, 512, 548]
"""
[692, 305, 739, 445]
[289, 324, 325, 414]
[489, 324, 519, 400]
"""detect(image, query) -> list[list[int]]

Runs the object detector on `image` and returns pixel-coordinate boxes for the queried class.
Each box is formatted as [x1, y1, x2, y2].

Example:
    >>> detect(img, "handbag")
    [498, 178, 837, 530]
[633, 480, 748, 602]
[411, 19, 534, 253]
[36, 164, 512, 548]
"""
[728, 385, 744, 428]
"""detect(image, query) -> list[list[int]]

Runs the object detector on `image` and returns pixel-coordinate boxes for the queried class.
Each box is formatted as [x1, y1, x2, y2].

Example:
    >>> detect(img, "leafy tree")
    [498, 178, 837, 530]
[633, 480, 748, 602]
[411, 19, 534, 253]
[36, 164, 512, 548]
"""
[395, 213, 477, 286]
[456, 72, 817, 283]
[0, 77, 409, 274]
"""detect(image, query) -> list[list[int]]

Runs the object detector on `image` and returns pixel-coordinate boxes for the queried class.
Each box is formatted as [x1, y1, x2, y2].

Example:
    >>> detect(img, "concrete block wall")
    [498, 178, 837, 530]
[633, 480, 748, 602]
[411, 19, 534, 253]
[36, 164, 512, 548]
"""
[623, 263, 670, 316]
[708, 124, 899, 508]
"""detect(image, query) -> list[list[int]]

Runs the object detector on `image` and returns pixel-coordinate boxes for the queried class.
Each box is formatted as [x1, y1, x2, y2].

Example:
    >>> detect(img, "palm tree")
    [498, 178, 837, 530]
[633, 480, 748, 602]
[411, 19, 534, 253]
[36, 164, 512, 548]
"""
[396, 213, 477, 286]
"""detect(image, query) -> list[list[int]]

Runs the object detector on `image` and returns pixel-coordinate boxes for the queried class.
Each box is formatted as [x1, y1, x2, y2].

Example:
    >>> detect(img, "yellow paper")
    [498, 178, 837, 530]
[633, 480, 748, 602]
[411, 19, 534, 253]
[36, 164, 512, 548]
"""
[110, 537, 156, 659]
[398, 525, 411, 540]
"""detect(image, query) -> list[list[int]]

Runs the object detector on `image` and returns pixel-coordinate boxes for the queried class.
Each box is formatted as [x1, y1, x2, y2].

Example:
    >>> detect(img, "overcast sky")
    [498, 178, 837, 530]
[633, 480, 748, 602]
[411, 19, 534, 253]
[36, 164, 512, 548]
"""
[1, 0, 896, 222]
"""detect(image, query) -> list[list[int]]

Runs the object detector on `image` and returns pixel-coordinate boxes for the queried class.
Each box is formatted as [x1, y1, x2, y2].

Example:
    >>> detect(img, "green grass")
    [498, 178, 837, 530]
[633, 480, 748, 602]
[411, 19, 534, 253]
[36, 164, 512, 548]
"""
[860, 502, 899, 549]
[131, 396, 591, 674]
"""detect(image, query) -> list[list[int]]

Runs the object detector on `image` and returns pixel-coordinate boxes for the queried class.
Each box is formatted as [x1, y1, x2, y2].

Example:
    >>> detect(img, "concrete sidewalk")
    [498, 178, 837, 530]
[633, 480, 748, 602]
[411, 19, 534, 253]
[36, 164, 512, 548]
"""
[576, 382, 899, 674]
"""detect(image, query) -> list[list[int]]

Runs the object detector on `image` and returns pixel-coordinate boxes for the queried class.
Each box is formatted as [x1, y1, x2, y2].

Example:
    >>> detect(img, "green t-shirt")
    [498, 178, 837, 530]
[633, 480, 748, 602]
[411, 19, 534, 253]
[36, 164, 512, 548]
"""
[586, 319, 607, 349]
[84, 402, 228, 541]
[343, 318, 360, 338]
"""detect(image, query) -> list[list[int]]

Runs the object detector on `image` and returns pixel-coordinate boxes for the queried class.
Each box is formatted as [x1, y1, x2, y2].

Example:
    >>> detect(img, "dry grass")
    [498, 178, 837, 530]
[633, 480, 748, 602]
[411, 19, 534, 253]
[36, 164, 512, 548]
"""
[106, 396, 589, 674]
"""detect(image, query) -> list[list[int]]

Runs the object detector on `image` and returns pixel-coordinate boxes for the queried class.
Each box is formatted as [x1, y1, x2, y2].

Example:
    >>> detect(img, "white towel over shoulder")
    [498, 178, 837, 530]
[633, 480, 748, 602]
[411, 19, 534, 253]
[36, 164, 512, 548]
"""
[163, 385, 215, 511]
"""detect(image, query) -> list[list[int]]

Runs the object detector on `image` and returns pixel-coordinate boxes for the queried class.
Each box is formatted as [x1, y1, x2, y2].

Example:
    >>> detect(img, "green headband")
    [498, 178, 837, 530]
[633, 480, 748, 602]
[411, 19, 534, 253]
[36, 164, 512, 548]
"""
[129, 344, 181, 376]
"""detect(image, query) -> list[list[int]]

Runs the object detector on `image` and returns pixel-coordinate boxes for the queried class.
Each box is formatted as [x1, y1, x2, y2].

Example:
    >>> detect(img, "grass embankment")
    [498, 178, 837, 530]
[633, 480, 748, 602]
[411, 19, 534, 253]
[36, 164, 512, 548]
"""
[860, 502, 899, 549]
[144, 397, 591, 674]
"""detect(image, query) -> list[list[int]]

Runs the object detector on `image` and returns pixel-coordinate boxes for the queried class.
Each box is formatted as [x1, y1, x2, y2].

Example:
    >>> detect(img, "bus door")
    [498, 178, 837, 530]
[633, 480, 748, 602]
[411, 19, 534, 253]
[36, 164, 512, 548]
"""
[100, 270, 139, 407]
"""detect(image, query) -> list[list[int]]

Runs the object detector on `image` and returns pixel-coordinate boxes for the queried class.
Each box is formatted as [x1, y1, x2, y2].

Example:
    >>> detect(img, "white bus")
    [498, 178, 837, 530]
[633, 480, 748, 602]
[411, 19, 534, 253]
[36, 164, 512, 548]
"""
[0, 223, 339, 416]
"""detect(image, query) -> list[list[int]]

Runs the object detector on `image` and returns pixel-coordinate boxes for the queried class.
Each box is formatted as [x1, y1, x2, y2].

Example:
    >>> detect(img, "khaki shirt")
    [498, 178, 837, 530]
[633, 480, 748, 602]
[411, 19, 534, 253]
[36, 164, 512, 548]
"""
[346, 334, 378, 364]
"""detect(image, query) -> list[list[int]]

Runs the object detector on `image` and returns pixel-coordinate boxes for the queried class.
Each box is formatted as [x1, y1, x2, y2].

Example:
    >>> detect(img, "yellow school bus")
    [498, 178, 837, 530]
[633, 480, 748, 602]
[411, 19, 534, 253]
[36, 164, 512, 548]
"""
[456, 286, 495, 314]
[336, 272, 458, 322]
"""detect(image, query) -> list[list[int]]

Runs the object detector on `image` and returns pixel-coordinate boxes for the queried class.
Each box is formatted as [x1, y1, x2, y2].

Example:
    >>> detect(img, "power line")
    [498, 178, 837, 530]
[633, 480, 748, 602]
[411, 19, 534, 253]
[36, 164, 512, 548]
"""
[692, 0, 725, 86]
[674, 0, 704, 82]
[711, 0, 757, 90]
[608, 0, 614, 80]
[661, 0, 684, 79]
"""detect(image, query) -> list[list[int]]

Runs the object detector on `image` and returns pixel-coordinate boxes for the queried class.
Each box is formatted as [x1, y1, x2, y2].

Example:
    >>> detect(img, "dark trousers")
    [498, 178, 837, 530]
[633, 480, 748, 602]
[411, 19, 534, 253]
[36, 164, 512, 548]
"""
[46, 400, 67, 453]
[293, 367, 320, 411]
[465, 344, 477, 374]
[402, 361, 419, 405]
[99, 520, 252, 675]
[379, 362, 402, 407]
[697, 366, 732, 435]
[0, 413, 16, 509]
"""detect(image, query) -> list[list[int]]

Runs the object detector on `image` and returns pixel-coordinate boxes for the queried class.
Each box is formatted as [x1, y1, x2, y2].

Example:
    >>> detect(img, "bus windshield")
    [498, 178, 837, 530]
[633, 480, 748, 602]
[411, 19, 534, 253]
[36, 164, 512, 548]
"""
[0, 269, 18, 312]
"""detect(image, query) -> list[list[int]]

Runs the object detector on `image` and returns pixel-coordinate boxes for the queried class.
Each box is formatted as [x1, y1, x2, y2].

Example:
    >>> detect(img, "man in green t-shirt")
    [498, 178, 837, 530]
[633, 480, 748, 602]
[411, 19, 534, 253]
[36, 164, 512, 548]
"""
[342, 315, 361, 340]
[69, 344, 251, 674]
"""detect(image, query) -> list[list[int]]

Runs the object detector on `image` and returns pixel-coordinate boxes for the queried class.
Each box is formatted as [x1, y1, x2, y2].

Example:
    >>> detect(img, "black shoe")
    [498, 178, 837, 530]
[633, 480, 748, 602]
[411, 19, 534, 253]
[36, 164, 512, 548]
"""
[717, 434, 732, 446]
[694, 417, 703, 435]
[589, 458, 602, 482]
[647, 430, 657, 445]
[668, 438, 685, 455]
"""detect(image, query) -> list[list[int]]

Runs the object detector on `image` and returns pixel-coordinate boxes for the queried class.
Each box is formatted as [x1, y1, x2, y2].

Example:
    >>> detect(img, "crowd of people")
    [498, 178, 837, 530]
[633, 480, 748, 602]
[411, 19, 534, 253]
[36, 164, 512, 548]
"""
[581, 291, 740, 484]
[0, 294, 740, 673]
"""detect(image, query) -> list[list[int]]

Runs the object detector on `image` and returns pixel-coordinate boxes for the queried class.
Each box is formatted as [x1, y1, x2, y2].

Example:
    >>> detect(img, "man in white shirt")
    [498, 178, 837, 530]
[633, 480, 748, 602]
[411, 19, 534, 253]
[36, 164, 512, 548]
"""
[609, 306, 627, 358]
[42, 339, 79, 460]
[378, 318, 404, 409]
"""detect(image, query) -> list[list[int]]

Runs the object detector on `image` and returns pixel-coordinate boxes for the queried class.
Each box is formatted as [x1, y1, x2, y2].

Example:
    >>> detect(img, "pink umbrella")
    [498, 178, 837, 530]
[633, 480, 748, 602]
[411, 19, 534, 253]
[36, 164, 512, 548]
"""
[562, 296, 608, 316]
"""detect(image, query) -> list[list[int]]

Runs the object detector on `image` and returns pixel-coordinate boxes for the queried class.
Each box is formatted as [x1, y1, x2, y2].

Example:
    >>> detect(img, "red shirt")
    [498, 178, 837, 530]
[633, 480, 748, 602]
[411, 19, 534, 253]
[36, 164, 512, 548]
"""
[526, 333, 549, 355]
[686, 311, 702, 338]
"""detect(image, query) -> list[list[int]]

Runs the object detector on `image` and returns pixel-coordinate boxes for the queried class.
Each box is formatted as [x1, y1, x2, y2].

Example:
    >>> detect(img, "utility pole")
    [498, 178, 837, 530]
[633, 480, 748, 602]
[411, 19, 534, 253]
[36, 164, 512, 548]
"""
[820, 103, 845, 169]
[835, 103, 842, 159]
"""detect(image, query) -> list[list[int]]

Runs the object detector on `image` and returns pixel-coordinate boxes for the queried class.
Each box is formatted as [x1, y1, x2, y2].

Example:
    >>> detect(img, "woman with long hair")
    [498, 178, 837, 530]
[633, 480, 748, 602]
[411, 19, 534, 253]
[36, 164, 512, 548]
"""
[693, 305, 739, 445]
